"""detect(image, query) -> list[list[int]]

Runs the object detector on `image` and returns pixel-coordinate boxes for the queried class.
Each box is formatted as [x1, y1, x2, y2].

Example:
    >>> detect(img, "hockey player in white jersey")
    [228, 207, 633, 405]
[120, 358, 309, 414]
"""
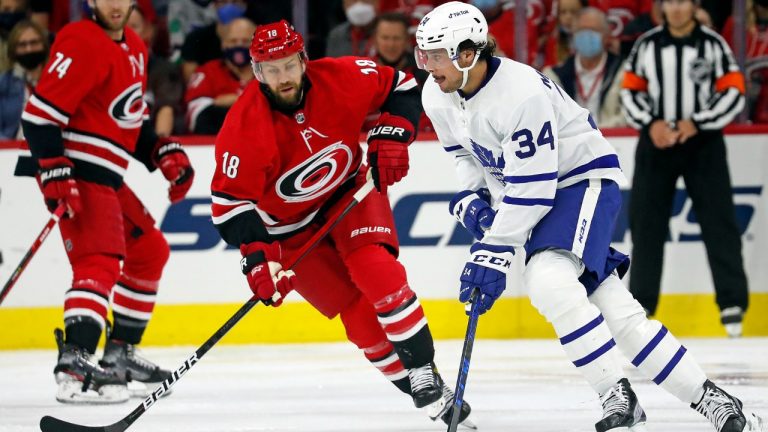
[416, 3, 766, 432]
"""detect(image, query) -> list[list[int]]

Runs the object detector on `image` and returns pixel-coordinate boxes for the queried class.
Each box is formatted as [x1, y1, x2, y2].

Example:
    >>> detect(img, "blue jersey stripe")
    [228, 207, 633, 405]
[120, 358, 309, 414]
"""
[559, 154, 620, 182]
[444, 145, 463, 152]
[653, 346, 687, 384]
[573, 339, 616, 367]
[504, 171, 558, 184]
[502, 196, 555, 206]
[631, 325, 668, 367]
[559, 315, 605, 345]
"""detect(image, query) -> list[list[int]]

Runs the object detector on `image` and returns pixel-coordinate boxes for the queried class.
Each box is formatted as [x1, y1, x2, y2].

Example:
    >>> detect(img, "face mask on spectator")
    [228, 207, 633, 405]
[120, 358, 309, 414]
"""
[0, 11, 26, 33]
[572, 29, 604, 58]
[217, 3, 245, 25]
[16, 50, 46, 70]
[346, 2, 376, 27]
[470, 0, 498, 10]
[224, 46, 250, 67]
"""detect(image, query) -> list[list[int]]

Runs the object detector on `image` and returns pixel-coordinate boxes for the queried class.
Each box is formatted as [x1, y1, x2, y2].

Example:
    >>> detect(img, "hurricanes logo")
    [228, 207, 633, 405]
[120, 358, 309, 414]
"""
[109, 82, 146, 129]
[276, 143, 354, 202]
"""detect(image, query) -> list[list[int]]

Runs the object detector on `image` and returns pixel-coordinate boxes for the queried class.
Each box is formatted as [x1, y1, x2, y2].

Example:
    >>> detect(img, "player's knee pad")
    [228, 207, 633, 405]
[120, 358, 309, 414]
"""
[123, 228, 169, 282]
[525, 249, 589, 322]
[343, 244, 407, 304]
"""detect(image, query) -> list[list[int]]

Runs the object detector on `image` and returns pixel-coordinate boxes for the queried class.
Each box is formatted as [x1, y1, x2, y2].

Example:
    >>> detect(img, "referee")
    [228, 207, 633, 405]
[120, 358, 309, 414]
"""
[620, 0, 749, 337]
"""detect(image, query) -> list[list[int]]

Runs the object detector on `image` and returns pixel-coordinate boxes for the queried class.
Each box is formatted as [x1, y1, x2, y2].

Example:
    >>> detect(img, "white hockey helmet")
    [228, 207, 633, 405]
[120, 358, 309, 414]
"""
[414, 1, 488, 85]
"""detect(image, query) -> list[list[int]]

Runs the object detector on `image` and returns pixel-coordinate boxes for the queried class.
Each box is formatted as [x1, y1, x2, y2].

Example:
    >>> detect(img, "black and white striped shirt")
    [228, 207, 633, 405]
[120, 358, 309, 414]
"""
[621, 24, 746, 130]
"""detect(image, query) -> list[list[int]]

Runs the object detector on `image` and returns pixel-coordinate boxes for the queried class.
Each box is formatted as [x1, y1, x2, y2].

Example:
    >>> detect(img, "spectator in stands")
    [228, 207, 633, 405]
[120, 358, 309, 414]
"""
[723, 0, 768, 123]
[378, 0, 435, 37]
[128, 6, 185, 136]
[326, 0, 379, 57]
[544, 7, 625, 127]
[472, 0, 539, 64]
[618, 0, 660, 58]
[589, 0, 653, 39]
[0, 0, 28, 72]
[185, 17, 254, 134]
[370, 11, 432, 131]
[0, 19, 46, 138]
[180, 0, 246, 81]
[621, 0, 750, 337]
[545, 0, 585, 66]
[167, 0, 216, 63]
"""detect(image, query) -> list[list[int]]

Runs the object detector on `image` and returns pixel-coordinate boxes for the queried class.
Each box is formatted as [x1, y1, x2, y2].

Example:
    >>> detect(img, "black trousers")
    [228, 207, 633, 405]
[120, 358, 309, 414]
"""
[628, 129, 749, 315]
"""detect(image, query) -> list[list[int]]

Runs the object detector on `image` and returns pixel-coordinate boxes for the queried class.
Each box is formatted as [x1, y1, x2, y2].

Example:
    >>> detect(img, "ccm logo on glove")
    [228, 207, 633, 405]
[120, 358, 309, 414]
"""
[471, 254, 512, 267]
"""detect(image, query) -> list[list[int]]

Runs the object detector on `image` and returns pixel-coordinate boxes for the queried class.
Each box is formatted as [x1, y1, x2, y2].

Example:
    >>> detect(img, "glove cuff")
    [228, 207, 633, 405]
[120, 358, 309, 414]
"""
[469, 243, 515, 273]
[366, 113, 415, 145]
[239, 242, 282, 274]
[38, 156, 75, 185]
[152, 138, 184, 166]
[449, 190, 478, 218]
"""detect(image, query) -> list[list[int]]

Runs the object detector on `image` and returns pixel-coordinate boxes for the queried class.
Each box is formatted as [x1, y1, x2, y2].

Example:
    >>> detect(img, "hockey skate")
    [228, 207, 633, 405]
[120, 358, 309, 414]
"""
[100, 338, 172, 398]
[437, 381, 477, 430]
[595, 378, 647, 432]
[692, 380, 767, 432]
[720, 307, 744, 338]
[53, 329, 129, 404]
[408, 362, 447, 416]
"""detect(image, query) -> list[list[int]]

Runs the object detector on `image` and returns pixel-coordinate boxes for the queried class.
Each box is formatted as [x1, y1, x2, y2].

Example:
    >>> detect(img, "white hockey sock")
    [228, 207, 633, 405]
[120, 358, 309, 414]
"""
[526, 250, 623, 395]
[591, 275, 707, 404]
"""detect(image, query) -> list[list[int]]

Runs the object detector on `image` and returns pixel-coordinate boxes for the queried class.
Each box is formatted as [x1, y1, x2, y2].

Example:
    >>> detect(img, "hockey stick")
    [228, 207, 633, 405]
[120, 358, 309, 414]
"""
[39, 177, 376, 432]
[0, 204, 66, 306]
[447, 289, 482, 432]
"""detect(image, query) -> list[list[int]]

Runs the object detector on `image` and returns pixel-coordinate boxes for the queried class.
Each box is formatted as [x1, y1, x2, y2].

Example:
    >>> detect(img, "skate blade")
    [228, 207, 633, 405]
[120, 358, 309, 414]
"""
[55, 376, 129, 405]
[127, 380, 174, 398]
[425, 397, 448, 420]
[459, 418, 478, 430]
[629, 422, 648, 432]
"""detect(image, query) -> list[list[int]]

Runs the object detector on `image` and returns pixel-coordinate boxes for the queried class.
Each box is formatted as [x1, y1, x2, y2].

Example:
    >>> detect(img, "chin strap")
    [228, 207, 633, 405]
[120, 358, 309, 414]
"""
[454, 50, 482, 91]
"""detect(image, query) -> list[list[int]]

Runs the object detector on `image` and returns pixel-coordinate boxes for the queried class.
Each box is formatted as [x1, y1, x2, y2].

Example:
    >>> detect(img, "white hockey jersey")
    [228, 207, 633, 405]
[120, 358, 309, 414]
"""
[423, 57, 627, 248]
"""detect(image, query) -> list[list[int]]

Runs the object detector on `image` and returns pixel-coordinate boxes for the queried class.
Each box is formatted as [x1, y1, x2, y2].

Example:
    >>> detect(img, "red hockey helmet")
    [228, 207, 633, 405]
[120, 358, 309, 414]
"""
[250, 20, 305, 63]
[250, 20, 307, 82]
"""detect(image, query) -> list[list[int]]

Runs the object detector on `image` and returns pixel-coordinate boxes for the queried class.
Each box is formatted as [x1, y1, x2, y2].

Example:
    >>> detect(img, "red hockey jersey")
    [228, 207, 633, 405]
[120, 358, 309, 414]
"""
[185, 59, 248, 132]
[20, 20, 148, 187]
[211, 57, 417, 241]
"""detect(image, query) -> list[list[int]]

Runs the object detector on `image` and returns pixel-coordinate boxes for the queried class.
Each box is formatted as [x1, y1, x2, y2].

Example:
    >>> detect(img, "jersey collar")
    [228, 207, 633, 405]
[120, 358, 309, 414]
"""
[457, 56, 501, 101]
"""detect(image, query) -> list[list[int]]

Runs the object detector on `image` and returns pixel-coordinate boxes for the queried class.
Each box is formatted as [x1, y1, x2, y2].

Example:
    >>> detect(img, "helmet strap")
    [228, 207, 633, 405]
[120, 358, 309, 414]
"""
[453, 50, 482, 90]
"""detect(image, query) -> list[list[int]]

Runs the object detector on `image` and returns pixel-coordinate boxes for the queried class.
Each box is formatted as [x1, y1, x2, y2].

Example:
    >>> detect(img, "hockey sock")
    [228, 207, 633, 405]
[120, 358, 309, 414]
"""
[364, 340, 410, 393]
[527, 250, 624, 394]
[64, 254, 121, 352]
[590, 275, 707, 404]
[64, 315, 103, 354]
[345, 245, 433, 368]
[110, 273, 159, 344]
[340, 296, 409, 386]
[112, 229, 168, 344]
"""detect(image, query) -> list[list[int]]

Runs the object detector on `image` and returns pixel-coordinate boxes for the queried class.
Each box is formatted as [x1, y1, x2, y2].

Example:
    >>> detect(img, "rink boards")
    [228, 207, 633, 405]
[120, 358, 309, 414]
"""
[1, 129, 767, 348]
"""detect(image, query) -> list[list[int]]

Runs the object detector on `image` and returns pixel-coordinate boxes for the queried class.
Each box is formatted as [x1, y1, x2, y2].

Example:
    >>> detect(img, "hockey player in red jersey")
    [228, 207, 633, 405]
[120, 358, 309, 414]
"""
[13, 0, 194, 404]
[210, 20, 473, 428]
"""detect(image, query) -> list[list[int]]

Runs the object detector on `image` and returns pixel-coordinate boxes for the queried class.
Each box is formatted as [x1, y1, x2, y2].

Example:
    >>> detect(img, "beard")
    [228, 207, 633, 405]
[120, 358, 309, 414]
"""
[269, 80, 304, 110]
[93, 5, 131, 32]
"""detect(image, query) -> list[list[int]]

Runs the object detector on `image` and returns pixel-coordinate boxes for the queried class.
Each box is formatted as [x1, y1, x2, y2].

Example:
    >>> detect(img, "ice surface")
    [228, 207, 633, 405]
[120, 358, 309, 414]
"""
[1, 339, 766, 431]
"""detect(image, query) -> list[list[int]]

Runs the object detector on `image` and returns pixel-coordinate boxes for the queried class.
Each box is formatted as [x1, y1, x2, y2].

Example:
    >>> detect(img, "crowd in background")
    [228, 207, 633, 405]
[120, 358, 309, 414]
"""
[1, 0, 766, 138]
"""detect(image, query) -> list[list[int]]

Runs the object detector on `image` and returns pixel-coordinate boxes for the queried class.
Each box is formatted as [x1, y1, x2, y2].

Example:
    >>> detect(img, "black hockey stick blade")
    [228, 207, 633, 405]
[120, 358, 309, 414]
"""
[447, 289, 481, 432]
[40, 415, 127, 432]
